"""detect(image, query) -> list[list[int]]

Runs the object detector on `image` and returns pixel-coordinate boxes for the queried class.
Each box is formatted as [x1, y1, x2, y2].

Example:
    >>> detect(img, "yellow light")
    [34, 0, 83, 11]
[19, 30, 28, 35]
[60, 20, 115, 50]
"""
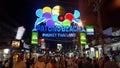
[43, 7, 52, 13]
[52, 5, 65, 15]
[13, 55, 18, 61]
[95, 51, 99, 58]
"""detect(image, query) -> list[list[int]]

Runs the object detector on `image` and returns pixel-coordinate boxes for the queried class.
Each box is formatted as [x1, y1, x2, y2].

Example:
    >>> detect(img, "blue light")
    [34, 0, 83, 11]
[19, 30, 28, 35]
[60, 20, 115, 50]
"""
[52, 15, 58, 21]
[32, 28, 38, 32]
[34, 17, 46, 29]
[74, 10, 80, 18]
[36, 17, 46, 25]
[36, 9, 43, 17]
[81, 26, 86, 32]
[55, 21, 62, 27]
[42, 12, 52, 19]
[72, 18, 81, 24]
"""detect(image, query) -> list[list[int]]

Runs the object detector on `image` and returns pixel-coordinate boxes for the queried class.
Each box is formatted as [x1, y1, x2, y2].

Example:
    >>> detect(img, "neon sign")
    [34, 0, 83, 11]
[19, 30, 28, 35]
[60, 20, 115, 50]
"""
[36, 26, 81, 32]
[32, 5, 85, 37]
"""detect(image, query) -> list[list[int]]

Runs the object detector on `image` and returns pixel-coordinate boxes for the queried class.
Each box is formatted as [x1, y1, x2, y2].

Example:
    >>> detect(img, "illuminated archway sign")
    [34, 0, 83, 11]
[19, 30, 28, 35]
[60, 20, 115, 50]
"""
[32, 5, 86, 38]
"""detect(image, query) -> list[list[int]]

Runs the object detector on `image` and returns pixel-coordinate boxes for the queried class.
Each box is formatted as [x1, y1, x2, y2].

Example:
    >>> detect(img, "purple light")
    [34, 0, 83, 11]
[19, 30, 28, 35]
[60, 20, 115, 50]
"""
[46, 20, 55, 26]
[42, 12, 52, 19]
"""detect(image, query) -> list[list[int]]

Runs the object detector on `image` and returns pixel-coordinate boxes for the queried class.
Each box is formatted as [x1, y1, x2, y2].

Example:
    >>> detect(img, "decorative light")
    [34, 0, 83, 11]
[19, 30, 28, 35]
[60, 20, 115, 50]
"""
[62, 20, 71, 26]
[36, 9, 43, 17]
[43, 7, 52, 13]
[58, 15, 65, 22]
[74, 10, 80, 18]
[65, 13, 74, 22]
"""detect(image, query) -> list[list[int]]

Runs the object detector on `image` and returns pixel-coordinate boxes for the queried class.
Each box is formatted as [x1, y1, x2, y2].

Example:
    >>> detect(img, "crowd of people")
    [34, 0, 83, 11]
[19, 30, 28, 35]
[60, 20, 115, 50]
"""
[1, 53, 120, 68]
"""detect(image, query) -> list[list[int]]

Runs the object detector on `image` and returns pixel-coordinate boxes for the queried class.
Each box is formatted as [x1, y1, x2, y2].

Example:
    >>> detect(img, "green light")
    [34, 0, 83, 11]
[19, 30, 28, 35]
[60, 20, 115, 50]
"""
[80, 33, 87, 45]
[31, 32, 38, 44]
[81, 40, 87, 45]
[62, 20, 71, 27]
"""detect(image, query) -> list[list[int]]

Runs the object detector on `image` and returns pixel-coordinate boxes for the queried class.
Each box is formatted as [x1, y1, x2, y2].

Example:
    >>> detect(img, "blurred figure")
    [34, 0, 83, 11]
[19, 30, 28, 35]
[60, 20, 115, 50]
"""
[4, 55, 14, 68]
[12, 56, 26, 68]
[98, 57, 104, 68]
[78, 57, 84, 68]
[0, 61, 2, 68]
[104, 56, 119, 68]
[34, 56, 45, 68]
[82, 57, 93, 68]
[60, 57, 65, 68]
[46, 58, 52, 68]
[92, 59, 99, 68]
[51, 58, 57, 68]
[4, 58, 9, 68]
[114, 52, 120, 67]
[25, 58, 31, 68]
[66, 57, 72, 68]
[72, 58, 78, 68]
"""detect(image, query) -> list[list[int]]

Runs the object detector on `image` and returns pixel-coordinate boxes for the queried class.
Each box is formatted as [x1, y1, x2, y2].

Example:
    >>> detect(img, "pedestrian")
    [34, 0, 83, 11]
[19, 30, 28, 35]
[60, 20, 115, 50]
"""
[82, 57, 93, 68]
[34, 56, 45, 68]
[46, 58, 52, 68]
[104, 56, 119, 68]
[12, 56, 26, 68]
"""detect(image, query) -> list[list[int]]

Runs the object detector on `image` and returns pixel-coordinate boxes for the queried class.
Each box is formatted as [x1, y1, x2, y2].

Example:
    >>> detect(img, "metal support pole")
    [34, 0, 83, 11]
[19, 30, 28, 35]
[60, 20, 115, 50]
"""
[97, 5, 105, 55]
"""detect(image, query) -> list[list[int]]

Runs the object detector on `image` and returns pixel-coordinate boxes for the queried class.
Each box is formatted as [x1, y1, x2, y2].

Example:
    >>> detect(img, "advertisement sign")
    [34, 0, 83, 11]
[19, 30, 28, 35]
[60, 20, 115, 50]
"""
[31, 32, 38, 44]
[16, 26, 25, 40]
[86, 26, 94, 35]
[80, 33, 87, 45]
[12, 40, 20, 48]
[57, 44, 62, 50]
